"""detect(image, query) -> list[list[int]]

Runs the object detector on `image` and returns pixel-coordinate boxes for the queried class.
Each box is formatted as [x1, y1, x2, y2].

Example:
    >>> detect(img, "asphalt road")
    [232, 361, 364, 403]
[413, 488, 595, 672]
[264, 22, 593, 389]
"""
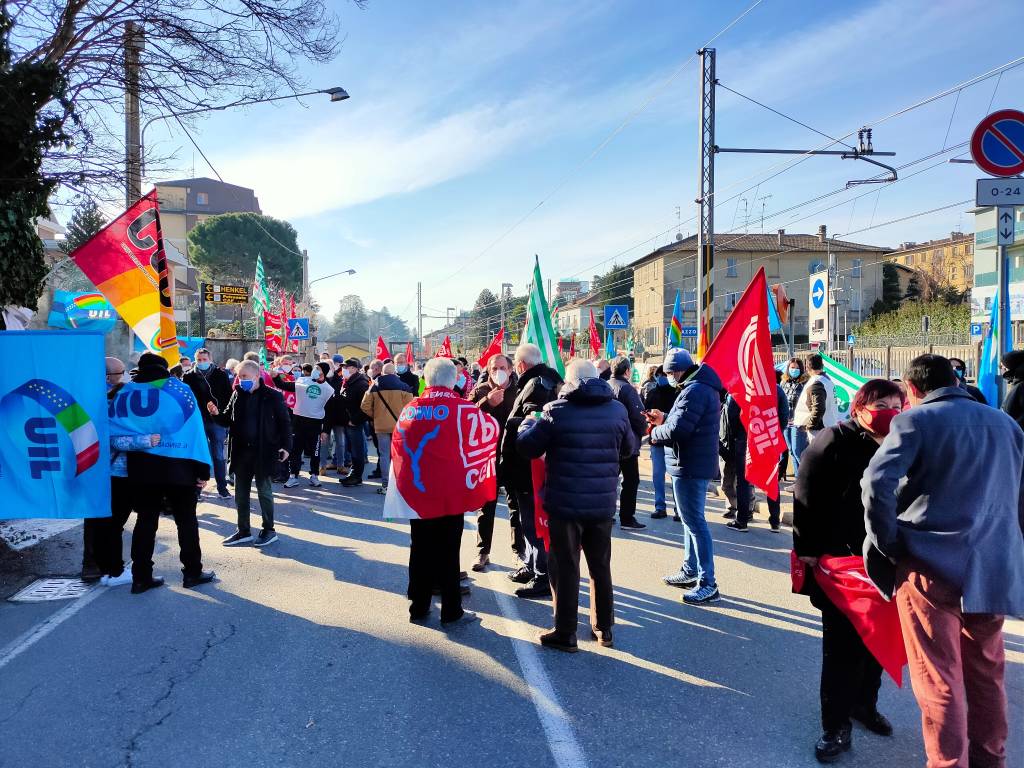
[1, 456, 1021, 768]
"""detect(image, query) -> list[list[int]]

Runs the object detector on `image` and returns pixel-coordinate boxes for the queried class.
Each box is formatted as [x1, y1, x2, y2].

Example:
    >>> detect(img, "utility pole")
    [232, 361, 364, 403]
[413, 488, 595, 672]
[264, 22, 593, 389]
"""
[827, 239, 838, 352]
[301, 249, 309, 307]
[695, 47, 716, 352]
[500, 282, 512, 354]
[416, 281, 423, 357]
[124, 22, 144, 208]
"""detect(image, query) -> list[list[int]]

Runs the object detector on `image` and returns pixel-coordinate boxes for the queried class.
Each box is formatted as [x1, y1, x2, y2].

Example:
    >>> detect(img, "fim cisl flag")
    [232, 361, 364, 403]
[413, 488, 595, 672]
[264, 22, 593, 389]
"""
[0, 332, 111, 519]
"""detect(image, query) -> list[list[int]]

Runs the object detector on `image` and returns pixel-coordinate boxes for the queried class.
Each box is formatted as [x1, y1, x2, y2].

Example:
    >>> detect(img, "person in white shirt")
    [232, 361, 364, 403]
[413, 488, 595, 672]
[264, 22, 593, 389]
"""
[792, 354, 839, 444]
[275, 362, 334, 487]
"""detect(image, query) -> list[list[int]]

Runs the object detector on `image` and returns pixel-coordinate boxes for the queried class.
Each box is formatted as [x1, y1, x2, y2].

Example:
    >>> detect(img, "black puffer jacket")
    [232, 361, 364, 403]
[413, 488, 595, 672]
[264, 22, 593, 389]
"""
[501, 363, 563, 490]
[608, 375, 646, 456]
[516, 378, 636, 521]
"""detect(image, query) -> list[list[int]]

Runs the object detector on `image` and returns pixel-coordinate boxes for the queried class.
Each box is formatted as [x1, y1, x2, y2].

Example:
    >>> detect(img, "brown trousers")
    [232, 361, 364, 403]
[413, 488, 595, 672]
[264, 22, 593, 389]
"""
[546, 516, 614, 639]
[895, 562, 1008, 768]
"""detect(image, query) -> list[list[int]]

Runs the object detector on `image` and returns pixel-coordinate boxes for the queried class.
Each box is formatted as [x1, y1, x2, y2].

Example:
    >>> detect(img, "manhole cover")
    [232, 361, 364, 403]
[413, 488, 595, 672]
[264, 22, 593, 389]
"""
[9, 578, 93, 603]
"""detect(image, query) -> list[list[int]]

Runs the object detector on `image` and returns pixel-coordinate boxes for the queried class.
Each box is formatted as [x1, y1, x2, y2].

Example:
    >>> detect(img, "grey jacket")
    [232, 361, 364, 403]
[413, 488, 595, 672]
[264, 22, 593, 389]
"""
[861, 386, 1024, 616]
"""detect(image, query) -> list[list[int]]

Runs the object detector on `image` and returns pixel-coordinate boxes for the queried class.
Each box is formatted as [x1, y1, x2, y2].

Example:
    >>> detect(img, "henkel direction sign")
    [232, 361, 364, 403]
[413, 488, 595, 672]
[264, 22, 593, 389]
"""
[971, 109, 1024, 178]
[202, 283, 249, 304]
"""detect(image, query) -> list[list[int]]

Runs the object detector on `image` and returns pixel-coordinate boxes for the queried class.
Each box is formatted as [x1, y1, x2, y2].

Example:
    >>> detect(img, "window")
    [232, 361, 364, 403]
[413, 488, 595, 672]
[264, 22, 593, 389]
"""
[196, 191, 209, 206]
[852, 258, 862, 277]
[725, 292, 739, 310]
[726, 258, 738, 277]
[850, 290, 862, 311]
[683, 289, 696, 309]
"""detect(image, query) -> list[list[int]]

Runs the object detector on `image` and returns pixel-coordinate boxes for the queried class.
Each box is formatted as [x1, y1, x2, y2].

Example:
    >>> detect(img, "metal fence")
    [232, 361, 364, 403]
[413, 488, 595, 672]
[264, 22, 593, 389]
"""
[773, 343, 981, 380]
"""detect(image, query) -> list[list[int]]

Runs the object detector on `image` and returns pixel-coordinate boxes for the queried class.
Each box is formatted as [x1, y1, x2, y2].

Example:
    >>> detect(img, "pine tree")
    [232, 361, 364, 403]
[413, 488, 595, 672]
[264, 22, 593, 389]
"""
[59, 197, 106, 254]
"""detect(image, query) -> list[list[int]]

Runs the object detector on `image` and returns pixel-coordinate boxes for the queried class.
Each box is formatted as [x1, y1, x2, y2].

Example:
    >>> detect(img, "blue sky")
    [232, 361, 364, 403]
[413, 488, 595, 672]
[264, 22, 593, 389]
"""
[140, 0, 1024, 335]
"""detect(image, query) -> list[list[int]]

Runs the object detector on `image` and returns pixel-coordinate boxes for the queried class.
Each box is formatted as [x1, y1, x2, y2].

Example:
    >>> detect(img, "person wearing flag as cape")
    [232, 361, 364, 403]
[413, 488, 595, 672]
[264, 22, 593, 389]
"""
[383, 357, 499, 626]
[793, 377, 905, 763]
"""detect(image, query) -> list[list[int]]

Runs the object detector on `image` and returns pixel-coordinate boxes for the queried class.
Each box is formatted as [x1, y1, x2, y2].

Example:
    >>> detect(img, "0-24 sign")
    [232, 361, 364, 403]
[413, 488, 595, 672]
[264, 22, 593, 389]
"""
[976, 179, 1024, 207]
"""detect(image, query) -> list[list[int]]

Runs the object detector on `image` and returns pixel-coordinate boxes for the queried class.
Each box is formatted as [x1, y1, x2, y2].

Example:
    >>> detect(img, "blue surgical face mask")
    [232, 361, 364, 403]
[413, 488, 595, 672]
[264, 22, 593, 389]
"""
[239, 379, 256, 392]
[954, 368, 965, 380]
[456, 374, 467, 389]
[656, 375, 669, 386]
[196, 361, 212, 371]
[396, 364, 408, 374]
[788, 367, 801, 378]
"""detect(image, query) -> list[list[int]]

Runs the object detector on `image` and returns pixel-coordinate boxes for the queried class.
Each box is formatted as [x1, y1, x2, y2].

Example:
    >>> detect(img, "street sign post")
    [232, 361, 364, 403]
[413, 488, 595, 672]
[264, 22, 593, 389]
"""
[847, 334, 855, 347]
[970, 322, 983, 340]
[603, 305, 629, 329]
[997, 207, 1016, 246]
[809, 270, 830, 347]
[971, 109, 1024, 178]
[287, 317, 310, 341]
[201, 283, 249, 304]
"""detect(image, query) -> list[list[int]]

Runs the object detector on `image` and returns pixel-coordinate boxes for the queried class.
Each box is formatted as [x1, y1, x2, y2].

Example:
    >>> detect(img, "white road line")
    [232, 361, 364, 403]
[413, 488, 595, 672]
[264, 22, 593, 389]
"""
[0, 586, 105, 671]
[489, 580, 589, 768]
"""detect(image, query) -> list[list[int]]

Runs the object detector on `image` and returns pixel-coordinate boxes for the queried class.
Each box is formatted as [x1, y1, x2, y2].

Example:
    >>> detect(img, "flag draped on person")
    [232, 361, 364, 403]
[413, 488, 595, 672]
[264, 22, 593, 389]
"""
[978, 295, 1000, 407]
[70, 190, 179, 365]
[668, 290, 684, 347]
[587, 309, 601, 359]
[477, 328, 504, 368]
[702, 267, 786, 499]
[819, 352, 869, 418]
[375, 335, 389, 360]
[435, 336, 453, 358]
[524, 257, 565, 377]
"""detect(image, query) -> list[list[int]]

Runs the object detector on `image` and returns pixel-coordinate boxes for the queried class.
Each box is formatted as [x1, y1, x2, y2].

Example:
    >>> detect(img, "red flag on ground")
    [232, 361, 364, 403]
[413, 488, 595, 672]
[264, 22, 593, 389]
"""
[435, 336, 453, 358]
[588, 310, 601, 359]
[815, 556, 907, 686]
[568, 333, 576, 359]
[477, 328, 504, 368]
[405, 341, 413, 362]
[375, 335, 389, 360]
[702, 266, 786, 499]
[530, 458, 550, 552]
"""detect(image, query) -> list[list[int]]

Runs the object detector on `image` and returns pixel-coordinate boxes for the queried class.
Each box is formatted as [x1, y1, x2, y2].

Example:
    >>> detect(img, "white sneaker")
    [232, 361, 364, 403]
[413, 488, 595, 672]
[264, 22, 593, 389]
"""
[284, 477, 299, 488]
[104, 567, 133, 587]
[309, 475, 321, 487]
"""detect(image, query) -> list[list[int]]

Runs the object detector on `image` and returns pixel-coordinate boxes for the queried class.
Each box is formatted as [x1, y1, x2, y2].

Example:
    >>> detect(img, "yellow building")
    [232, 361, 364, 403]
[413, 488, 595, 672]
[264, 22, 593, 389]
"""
[154, 177, 262, 259]
[886, 232, 974, 294]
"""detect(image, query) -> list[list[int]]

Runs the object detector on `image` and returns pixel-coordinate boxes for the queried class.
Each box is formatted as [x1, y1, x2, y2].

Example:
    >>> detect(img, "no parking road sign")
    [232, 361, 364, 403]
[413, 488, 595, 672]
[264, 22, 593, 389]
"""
[287, 317, 310, 341]
[971, 109, 1024, 178]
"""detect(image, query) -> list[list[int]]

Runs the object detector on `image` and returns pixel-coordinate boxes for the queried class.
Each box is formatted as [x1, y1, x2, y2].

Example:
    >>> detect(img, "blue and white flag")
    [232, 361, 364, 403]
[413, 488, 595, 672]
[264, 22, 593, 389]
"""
[108, 378, 213, 474]
[978, 296, 1000, 407]
[0, 332, 110, 519]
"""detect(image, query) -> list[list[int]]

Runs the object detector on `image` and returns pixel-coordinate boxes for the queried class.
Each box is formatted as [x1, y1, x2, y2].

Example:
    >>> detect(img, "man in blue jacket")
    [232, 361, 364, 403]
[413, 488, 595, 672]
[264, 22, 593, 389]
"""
[647, 348, 723, 604]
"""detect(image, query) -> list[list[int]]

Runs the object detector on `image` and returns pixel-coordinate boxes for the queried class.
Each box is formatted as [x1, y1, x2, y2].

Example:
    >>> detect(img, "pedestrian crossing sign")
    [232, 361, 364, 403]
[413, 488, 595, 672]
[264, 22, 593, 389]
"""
[604, 305, 628, 329]
[287, 317, 310, 340]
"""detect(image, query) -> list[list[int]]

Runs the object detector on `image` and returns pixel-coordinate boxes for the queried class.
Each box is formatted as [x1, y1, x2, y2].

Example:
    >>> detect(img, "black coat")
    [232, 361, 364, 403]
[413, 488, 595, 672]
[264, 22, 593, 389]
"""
[196, 366, 233, 427]
[643, 381, 679, 415]
[722, 385, 790, 454]
[338, 372, 370, 427]
[1002, 379, 1024, 428]
[516, 378, 635, 521]
[182, 369, 213, 415]
[397, 369, 421, 393]
[608, 375, 646, 456]
[224, 384, 292, 478]
[501, 363, 563, 491]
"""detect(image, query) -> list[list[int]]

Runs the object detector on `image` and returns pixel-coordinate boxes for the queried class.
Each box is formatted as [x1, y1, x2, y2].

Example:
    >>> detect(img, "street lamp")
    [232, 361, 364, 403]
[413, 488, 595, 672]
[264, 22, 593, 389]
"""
[309, 269, 357, 287]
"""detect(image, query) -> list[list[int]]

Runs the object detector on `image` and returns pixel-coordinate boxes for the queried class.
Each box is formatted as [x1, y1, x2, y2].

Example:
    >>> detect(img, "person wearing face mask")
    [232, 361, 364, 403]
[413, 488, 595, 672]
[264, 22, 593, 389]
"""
[1000, 350, 1024, 425]
[393, 351, 421, 393]
[792, 377, 904, 762]
[339, 358, 371, 487]
[781, 358, 809, 476]
[273, 363, 333, 488]
[643, 366, 680, 521]
[947, 357, 987, 406]
[862, 355, 1024, 768]
[453, 358, 470, 397]
[469, 353, 521, 571]
[194, 348, 233, 499]
[222, 360, 292, 547]
[360, 362, 413, 494]
[608, 356, 648, 530]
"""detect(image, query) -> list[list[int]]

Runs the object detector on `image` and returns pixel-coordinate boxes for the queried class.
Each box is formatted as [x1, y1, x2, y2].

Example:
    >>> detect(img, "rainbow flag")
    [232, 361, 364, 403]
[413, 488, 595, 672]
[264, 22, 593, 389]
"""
[668, 290, 683, 347]
[70, 190, 179, 365]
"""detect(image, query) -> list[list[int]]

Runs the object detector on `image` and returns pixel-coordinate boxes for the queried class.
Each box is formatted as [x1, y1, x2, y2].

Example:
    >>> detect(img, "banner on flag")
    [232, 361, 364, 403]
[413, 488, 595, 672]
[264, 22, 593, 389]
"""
[375, 335, 389, 361]
[819, 352, 869, 417]
[47, 291, 117, 333]
[134, 334, 205, 361]
[264, 312, 283, 353]
[70, 190, 179, 365]
[588, 309, 601, 359]
[531, 458, 550, 552]
[525, 257, 565, 377]
[477, 328, 505, 368]
[435, 336, 453, 358]
[0, 332, 110, 519]
[703, 267, 786, 499]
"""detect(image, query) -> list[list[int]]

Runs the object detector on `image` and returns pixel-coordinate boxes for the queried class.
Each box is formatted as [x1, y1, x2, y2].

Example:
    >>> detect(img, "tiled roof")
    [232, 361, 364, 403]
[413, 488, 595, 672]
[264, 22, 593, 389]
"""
[629, 232, 890, 268]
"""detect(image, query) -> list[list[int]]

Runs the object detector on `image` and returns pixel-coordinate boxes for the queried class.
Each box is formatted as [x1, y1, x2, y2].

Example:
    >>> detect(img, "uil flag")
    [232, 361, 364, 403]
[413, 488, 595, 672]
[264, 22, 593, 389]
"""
[70, 190, 179, 365]
[435, 336, 453, 358]
[703, 267, 785, 499]
[405, 341, 414, 362]
[588, 309, 601, 359]
[477, 328, 504, 368]
[525, 257, 565, 377]
[668, 290, 684, 347]
[375, 335, 389, 360]
[568, 333, 576, 359]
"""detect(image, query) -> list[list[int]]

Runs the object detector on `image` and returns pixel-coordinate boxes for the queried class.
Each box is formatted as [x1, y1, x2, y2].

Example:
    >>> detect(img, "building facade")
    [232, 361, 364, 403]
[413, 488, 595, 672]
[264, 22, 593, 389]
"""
[155, 177, 262, 259]
[971, 205, 1024, 324]
[554, 295, 601, 337]
[886, 232, 974, 294]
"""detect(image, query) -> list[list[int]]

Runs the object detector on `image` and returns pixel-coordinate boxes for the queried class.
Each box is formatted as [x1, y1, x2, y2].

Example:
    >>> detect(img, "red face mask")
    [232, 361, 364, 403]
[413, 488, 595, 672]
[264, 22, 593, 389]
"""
[859, 408, 901, 437]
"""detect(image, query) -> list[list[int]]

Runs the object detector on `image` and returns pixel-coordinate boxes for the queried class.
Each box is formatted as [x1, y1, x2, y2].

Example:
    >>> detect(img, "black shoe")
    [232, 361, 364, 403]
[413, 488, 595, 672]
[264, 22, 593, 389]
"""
[459, 571, 469, 582]
[131, 577, 165, 594]
[815, 726, 852, 763]
[183, 570, 216, 589]
[341, 477, 362, 487]
[671, 514, 681, 522]
[852, 709, 893, 737]
[726, 520, 749, 532]
[368, 469, 382, 479]
[663, 571, 699, 588]
[515, 579, 551, 599]
[651, 510, 668, 519]
[539, 630, 578, 653]
[770, 523, 781, 533]
[80, 565, 103, 584]
[409, 611, 431, 624]
[723, 508, 737, 519]
[589, 629, 614, 648]
[620, 519, 646, 530]
[507, 565, 535, 584]
[253, 530, 279, 547]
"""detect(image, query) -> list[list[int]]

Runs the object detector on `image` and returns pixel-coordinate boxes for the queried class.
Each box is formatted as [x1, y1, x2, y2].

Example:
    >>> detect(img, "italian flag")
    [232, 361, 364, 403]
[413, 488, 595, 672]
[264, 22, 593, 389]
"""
[820, 352, 868, 417]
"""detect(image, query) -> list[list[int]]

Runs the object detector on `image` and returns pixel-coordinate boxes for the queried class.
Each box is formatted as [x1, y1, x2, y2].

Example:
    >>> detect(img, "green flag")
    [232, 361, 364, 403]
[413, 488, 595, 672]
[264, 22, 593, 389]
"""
[252, 253, 270, 320]
[820, 351, 868, 417]
[525, 256, 565, 377]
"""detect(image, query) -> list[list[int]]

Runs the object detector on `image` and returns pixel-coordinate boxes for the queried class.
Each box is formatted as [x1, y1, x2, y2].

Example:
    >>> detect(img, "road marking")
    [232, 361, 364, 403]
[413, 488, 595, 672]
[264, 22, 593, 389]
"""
[0, 586, 104, 671]
[488, 579, 588, 768]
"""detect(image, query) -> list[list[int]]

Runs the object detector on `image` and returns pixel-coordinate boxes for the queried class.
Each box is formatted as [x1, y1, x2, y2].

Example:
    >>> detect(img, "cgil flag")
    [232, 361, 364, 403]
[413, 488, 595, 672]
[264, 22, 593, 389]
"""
[668, 290, 684, 347]
[819, 352, 869, 418]
[703, 267, 786, 499]
[70, 190, 179, 366]
[375, 335, 389, 361]
[978, 295, 1000, 407]
[435, 336, 453, 358]
[588, 309, 601, 359]
[525, 257, 565, 377]
[477, 328, 505, 368]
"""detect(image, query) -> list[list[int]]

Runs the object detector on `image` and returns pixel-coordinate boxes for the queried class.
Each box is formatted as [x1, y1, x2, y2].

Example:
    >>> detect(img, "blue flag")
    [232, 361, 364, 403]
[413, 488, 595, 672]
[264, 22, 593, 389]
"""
[0, 332, 111, 519]
[606, 330, 616, 359]
[108, 378, 213, 474]
[766, 284, 783, 332]
[978, 296, 1000, 407]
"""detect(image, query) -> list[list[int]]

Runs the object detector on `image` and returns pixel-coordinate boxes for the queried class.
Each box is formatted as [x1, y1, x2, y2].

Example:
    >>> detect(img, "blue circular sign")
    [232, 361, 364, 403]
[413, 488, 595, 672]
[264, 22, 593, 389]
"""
[811, 278, 826, 309]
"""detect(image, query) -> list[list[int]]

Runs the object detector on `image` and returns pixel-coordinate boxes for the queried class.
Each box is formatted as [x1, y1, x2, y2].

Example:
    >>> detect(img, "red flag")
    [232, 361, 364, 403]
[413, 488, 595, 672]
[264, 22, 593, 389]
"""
[814, 556, 907, 686]
[264, 312, 283, 353]
[477, 328, 504, 368]
[702, 267, 785, 499]
[435, 336, 453, 358]
[530, 458, 550, 552]
[375, 335, 389, 360]
[568, 333, 576, 359]
[557, 336, 564, 357]
[405, 341, 413, 361]
[588, 309, 600, 359]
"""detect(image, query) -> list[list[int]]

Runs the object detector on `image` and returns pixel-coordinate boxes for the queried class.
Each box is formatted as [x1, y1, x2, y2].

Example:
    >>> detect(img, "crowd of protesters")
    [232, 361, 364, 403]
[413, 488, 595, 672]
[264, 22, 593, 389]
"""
[81, 340, 1023, 768]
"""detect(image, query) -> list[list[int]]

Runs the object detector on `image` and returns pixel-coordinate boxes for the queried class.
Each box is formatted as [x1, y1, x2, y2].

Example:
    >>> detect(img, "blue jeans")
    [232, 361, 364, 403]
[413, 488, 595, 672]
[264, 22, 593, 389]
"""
[331, 426, 348, 466]
[671, 476, 715, 587]
[343, 425, 368, 479]
[204, 421, 229, 493]
[786, 426, 808, 476]
[650, 443, 667, 513]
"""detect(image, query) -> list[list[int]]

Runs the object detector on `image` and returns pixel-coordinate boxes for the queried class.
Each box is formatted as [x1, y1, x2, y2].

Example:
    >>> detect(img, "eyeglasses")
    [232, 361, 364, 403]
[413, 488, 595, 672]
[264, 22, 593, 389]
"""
[108, 370, 126, 377]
